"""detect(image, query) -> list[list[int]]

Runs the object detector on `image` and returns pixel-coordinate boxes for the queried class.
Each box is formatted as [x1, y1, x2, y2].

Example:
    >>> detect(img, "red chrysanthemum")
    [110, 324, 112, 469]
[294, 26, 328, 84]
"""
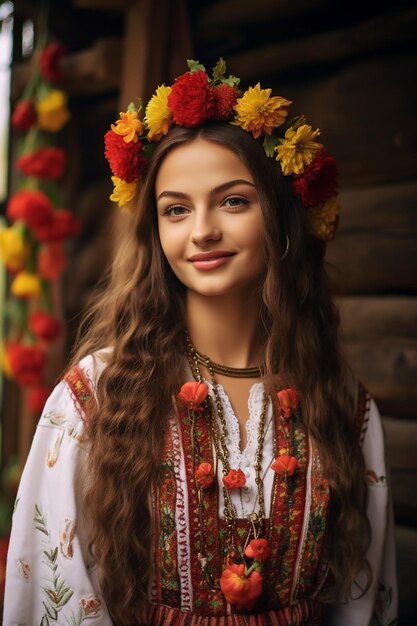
[292, 149, 338, 207]
[16, 147, 67, 180]
[33, 209, 81, 243]
[37, 244, 68, 279]
[11, 100, 37, 132]
[27, 386, 52, 414]
[6, 343, 46, 387]
[39, 42, 66, 82]
[213, 84, 238, 120]
[168, 70, 216, 127]
[104, 130, 147, 183]
[28, 311, 62, 342]
[6, 190, 54, 231]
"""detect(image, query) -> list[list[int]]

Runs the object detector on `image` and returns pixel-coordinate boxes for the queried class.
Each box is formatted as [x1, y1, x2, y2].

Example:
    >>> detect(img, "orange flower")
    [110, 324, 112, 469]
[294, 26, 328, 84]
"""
[223, 468, 246, 491]
[244, 538, 271, 563]
[276, 388, 299, 418]
[196, 462, 214, 488]
[177, 381, 208, 411]
[271, 454, 298, 477]
[220, 563, 262, 610]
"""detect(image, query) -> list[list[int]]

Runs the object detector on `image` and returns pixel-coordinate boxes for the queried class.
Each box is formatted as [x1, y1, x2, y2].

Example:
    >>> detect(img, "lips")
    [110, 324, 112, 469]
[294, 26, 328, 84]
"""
[188, 250, 235, 271]
[188, 251, 235, 262]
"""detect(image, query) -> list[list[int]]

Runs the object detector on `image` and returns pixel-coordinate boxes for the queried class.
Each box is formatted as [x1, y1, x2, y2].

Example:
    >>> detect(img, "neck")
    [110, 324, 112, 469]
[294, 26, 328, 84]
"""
[186, 290, 264, 368]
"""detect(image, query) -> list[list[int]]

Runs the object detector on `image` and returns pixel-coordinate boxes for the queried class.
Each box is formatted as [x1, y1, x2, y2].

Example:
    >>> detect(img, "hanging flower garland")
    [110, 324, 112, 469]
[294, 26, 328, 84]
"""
[0, 41, 80, 415]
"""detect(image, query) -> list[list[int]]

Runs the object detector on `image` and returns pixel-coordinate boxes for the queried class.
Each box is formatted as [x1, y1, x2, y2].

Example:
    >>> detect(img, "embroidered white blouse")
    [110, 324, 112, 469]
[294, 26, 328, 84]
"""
[3, 353, 398, 625]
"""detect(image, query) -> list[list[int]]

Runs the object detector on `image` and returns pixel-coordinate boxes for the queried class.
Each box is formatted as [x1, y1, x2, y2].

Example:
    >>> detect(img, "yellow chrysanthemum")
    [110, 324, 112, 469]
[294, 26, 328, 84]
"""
[0, 227, 29, 272]
[110, 176, 138, 211]
[10, 271, 41, 299]
[36, 90, 71, 132]
[275, 124, 323, 176]
[307, 196, 340, 241]
[234, 83, 292, 139]
[111, 111, 143, 144]
[144, 85, 173, 141]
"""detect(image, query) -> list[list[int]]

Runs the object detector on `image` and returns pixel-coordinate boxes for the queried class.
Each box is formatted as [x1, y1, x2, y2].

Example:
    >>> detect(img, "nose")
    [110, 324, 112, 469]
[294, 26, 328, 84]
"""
[191, 208, 221, 246]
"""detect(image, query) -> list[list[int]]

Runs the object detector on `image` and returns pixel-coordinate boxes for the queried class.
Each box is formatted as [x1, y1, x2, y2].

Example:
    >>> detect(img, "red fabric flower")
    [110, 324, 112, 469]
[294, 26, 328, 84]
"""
[213, 84, 238, 120]
[196, 462, 214, 488]
[244, 538, 271, 563]
[39, 42, 66, 82]
[37, 244, 68, 279]
[33, 209, 81, 243]
[104, 130, 147, 183]
[16, 147, 67, 180]
[6, 343, 46, 387]
[6, 189, 54, 231]
[220, 563, 262, 610]
[223, 468, 246, 491]
[292, 149, 338, 207]
[27, 386, 52, 414]
[276, 388, 300, 418]
[11, 100, 37, 132]
[28, 311, 62, 342]
[177, 381, 208, 411]
[271, 454, 298, 477]
[168, 70, 216, 127]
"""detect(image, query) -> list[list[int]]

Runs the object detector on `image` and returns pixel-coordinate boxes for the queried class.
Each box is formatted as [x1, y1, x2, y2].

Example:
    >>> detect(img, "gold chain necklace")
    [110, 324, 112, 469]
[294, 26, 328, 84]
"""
[193, 350, 263, 378]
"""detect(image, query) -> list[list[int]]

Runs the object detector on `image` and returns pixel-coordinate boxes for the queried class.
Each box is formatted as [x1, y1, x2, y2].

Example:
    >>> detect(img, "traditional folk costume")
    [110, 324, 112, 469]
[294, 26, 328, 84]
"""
[3, 352, 397, 625]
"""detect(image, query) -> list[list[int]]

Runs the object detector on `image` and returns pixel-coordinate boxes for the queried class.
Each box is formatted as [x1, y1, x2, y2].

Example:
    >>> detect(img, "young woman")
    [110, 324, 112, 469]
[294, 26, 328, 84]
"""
[3, 60, 397, 625]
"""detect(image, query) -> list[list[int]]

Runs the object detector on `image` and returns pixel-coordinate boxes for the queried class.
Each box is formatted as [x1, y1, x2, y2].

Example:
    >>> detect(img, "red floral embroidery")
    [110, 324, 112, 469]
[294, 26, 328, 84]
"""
[223, 468, 246, 491]
[220, 563, 262, 610]
[271, 454, 298, 477]
[244, 538, 271, 563]
[196, 462, 214, 488]
[177, 381, 208, 411]
[276, 388, 299, 418]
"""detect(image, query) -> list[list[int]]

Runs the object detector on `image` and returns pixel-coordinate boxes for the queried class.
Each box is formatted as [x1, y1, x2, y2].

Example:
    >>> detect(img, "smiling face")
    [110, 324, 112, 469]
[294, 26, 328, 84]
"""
[156, 137, 266, 300]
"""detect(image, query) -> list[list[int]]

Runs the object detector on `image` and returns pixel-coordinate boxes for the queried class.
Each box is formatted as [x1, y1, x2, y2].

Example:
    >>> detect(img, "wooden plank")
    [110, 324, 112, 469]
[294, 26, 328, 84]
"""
[336, 297, 417, 340]
[383, 417, 417, 473]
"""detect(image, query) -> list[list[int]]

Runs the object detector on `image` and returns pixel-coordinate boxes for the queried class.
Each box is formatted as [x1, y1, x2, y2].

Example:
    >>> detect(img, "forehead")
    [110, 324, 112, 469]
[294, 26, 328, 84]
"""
[155, 137, 254, 195]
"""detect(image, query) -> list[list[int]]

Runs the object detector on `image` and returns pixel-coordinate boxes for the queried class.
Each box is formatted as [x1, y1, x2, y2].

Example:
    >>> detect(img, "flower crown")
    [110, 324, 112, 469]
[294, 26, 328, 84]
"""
[104, 59, 340, 241]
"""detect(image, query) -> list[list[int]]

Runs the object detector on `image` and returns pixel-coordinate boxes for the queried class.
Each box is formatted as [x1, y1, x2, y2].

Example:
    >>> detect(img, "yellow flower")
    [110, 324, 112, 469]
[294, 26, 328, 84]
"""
[0, 227, 29, 272]
[36, 90, 71, 132]
[1, 344, 13, 379]
[144, 85, 173, 141]
[276, 124, 323, 175]
[10, 271, 41, 299]
[111, 111, 143, 144]
[234, 84, 292, 139]
[307, 196, 340, 240]
[109, 176, 137, 211]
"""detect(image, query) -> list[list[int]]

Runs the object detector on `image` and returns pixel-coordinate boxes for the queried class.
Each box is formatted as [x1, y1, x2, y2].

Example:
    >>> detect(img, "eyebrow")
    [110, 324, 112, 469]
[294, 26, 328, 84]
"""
[156, 179, 255, 202]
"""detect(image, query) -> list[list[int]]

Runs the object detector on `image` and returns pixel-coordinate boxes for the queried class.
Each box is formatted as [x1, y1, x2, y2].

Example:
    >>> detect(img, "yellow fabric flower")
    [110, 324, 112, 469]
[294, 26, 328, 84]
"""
[276, 124, 323, 175]
[10, 271, 41, 299]
[234, 84, 292, 139]
[0, 227, 29, 272]
[307, 196, 340, 240]
[36, 90, 71, 132]
[110, 176, 137, 211]
[144, 85, 173, 141]
[111, 111, 143, 144]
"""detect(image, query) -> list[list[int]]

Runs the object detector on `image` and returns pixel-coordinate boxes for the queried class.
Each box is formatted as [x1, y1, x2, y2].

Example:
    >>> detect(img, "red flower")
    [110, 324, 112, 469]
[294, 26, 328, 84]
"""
[104, 130, 147, 183]
[223, 468, 246, 491]
[33, 209, 81, 243]
[244, 538, 271, 563]
[37, 244, 68, 279]
[0, 535, 9, 604]
[6, 343, 46, 387]
[7, 189, 54, 231]
[16, 147, 67, 180]
[27, 386, 52, 414]
[177, 381, 208, 410]
[220, 563, 262, 610]
[39, 42, 66, 82]
[292, 149, 338, 207]
[196, 462, 214, 488]
[271, 454, 298, 477]
[28, 311, 62, 342]
[276, 388, 300, 418]
[11, 100, 37, 132]
[168, 70, 216, 127]
[213, 84, 238, 120]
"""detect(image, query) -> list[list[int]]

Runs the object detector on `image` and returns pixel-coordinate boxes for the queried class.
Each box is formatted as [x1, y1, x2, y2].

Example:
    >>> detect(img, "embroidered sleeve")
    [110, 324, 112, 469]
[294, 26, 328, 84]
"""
[3, 361, 113, 625]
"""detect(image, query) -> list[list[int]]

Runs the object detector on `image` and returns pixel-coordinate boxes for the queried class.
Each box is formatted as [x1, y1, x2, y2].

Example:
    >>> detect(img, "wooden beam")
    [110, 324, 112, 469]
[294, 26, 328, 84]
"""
[336, 297, 417, 340]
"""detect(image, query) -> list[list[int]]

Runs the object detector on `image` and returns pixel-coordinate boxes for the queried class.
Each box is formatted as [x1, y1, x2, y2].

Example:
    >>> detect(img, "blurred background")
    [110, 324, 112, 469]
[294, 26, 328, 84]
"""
[0, 0, 416, 621]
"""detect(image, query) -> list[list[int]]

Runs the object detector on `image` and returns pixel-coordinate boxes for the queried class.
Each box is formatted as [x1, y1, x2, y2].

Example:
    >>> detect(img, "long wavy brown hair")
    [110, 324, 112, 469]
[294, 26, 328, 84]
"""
[70, 123, 370, 624]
